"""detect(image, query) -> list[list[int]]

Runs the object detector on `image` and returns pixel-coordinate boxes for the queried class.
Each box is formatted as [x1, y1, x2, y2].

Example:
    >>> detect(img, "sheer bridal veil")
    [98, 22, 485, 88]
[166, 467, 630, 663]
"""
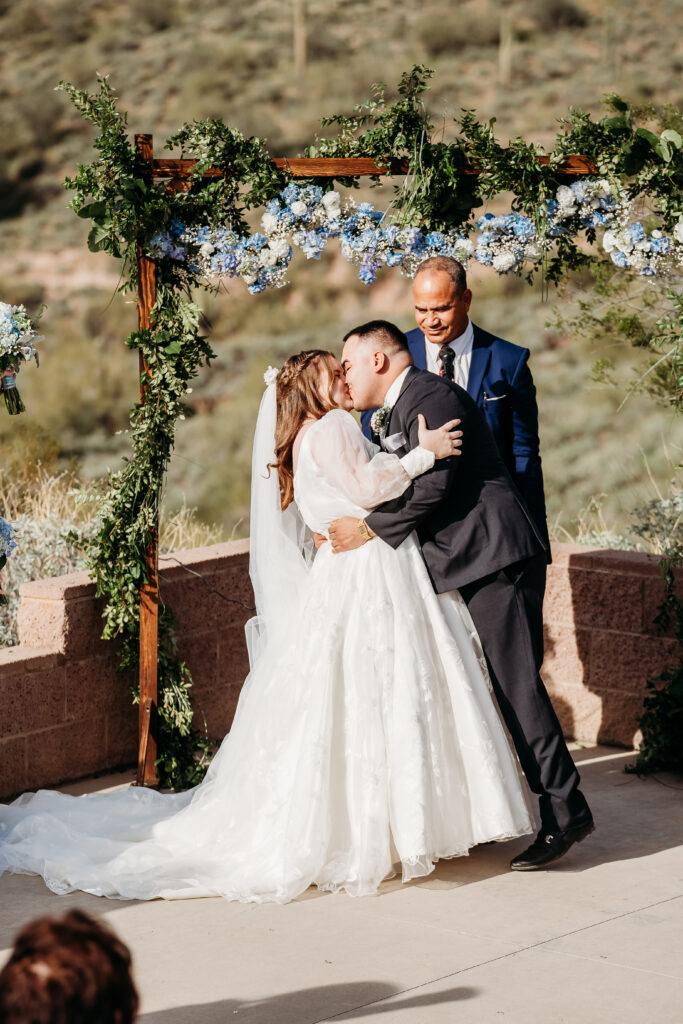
[244, 367, 314, 668]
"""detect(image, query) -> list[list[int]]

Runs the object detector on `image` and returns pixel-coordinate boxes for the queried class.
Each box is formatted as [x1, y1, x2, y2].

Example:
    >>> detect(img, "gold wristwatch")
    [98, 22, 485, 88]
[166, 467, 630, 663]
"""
[357, 519, 373, 543]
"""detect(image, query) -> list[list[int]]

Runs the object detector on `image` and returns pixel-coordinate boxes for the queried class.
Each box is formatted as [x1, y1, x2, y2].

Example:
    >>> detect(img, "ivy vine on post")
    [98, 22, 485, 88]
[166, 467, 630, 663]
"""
[58, 68, 683, 788]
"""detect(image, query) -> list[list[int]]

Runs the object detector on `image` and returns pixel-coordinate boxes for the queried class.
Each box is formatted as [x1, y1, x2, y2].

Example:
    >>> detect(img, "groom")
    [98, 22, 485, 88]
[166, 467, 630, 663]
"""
[332, 320, 594, 870]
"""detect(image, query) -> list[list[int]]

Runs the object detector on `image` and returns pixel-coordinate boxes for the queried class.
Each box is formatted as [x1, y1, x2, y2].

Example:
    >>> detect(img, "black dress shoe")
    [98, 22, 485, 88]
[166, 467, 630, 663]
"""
[510, 820, 595, 871]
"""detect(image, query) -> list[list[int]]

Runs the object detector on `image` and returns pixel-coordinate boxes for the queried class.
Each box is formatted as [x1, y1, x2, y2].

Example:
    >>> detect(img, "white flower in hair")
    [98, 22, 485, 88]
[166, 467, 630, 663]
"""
[263, 366, 279, 386]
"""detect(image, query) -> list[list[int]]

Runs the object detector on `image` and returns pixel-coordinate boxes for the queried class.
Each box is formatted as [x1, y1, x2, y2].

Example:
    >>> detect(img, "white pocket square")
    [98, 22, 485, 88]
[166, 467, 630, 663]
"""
[483, 392, 507, 402]
[383, 431, 408, 452]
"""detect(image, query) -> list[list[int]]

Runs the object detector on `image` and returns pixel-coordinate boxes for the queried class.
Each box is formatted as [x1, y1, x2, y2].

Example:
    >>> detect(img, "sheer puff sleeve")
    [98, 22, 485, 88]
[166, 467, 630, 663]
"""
[307, 410, 434, 511]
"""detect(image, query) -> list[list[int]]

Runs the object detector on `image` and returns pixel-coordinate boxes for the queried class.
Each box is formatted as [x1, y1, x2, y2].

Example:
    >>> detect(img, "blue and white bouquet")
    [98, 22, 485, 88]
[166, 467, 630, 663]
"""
[147, 177, 683, 288]
[148, 185, 475, 291]
[0, 517, 16, 606]
[0, 302, 43, 415]
[602, 220, 683, 276]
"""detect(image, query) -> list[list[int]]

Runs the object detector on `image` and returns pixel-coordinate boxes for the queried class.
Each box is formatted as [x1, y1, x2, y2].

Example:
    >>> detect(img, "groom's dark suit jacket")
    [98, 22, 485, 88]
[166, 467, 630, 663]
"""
[366, 367, 547, 592]
[362, 323, 549, 550]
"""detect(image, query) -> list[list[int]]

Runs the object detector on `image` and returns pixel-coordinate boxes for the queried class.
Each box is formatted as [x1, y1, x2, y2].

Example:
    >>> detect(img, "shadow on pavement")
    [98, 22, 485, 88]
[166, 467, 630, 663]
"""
[139, 983, 479, 1023]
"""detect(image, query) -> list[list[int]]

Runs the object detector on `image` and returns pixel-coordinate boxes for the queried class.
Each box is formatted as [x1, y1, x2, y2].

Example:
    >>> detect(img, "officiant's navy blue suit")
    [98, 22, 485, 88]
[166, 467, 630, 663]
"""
[361, 323, 549, 550]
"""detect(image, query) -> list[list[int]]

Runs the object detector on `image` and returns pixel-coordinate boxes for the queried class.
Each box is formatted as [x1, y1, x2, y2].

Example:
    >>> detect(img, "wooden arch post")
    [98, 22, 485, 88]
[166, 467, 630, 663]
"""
[135, 133, 160, 787]
[133, 141, 596, 787]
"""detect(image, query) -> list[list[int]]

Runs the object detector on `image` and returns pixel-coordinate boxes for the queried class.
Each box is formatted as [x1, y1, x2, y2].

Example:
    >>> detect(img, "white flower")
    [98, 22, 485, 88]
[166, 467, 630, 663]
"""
[629, 250, 648, 270]
[322, 191, 341, 212]
[263, 365, 279, 386]
[556, 185, 576, 208]
[261, 212, 279, 234]
[290, 200, 308, 218]
[602, 229, 618, 253]
[370, 405, 392, 437]
[269, 238, 291, 259]
[673, 222, 683, 244]
[492, 252, 517, 272]
[454, 238, 475, 257]
[260, 248, 279, 267]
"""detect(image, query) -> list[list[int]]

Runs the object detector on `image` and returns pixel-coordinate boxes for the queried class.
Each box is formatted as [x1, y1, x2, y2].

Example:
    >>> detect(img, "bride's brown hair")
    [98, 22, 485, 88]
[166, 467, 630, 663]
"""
[271, 349, 340, 510]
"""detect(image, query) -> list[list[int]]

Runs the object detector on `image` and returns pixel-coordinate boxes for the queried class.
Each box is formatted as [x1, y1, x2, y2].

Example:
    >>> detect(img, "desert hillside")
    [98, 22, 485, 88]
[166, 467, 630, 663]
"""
[2, 0, 683, 540]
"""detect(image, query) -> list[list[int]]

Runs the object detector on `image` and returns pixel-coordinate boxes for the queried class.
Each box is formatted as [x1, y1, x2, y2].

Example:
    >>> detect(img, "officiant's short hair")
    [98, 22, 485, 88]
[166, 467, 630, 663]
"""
[343, 320, 409, 355]
[415, 256, 467, 294]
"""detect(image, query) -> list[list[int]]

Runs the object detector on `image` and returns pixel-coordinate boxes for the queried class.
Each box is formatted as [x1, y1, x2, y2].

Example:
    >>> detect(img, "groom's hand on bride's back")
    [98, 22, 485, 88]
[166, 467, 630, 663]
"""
[329, 518, 374, 552]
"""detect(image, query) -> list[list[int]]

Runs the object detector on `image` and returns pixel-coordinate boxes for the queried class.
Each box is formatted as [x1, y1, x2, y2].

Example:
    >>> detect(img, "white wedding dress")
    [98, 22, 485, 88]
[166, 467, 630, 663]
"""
[0, 408, 534, 903]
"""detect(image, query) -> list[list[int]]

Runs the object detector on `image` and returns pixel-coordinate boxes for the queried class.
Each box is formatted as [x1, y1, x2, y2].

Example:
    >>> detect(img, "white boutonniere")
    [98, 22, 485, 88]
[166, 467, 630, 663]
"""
[370, 404, 392, 438]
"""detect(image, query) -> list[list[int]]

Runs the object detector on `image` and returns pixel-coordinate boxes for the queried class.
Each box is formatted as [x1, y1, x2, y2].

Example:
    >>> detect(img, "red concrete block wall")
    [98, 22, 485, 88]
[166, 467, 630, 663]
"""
[0, 540, 678, 800]
[542, 544, 679, 751]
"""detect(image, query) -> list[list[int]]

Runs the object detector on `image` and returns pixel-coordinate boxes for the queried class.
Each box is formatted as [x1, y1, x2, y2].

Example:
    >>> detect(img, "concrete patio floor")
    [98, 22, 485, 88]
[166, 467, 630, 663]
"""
[1, 744, 682, 1024]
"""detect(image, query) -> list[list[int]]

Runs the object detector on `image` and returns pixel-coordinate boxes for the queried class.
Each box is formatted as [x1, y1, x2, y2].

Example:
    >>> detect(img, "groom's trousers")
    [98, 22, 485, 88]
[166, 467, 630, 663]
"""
[459, 551, 592, 834]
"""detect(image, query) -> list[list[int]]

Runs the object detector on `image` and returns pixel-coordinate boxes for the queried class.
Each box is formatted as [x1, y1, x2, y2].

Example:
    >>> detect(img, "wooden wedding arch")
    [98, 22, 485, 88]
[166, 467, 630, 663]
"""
[134, 135, 596, 787]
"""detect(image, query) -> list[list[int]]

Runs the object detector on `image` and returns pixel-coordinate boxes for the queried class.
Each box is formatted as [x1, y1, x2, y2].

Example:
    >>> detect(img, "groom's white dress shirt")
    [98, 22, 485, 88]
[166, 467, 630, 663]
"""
[424, 316, 474, 389]
[383, 365, 412, 410]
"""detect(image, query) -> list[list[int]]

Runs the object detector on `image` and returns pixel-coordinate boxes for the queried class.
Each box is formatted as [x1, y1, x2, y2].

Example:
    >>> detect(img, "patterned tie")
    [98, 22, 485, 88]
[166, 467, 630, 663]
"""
[439, 344, 455, 381]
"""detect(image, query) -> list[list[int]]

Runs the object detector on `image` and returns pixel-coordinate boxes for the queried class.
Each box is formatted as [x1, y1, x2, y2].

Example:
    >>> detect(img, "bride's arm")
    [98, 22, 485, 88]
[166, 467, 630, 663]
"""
[307, 410, 438, 511]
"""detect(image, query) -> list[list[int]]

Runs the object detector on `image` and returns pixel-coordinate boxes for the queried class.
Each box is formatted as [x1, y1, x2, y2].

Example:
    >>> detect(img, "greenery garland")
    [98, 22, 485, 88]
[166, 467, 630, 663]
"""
[59, 67, 683, 788]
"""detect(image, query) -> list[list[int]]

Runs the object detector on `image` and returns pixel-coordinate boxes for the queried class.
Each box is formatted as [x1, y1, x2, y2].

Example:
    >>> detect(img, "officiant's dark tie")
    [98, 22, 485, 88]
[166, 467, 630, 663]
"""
[439, 344, 455, 381]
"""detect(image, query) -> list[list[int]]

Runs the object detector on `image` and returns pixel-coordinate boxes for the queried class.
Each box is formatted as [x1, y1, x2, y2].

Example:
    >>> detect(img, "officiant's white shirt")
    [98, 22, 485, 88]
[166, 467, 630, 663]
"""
[424, 316, 474, 389]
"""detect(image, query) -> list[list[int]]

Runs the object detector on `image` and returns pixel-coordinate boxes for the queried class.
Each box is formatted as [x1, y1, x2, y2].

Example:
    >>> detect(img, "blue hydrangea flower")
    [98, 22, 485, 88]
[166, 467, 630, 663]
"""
[650, 236, 671, 254]
[0, 518, 16, 559]
[300, 230, 326, 259]
[211, 252, 238, 276]
[169, 218, 186, 238]
[611, 251, 631, 269]
[425, 231, 445, 248]
[282, 184, 300, 204]
[301, 185, 323, 205]
[512, 218, 535, 241]
[246, 233, 267, 250]
[386, 252, 404, 267]
[403, 228, 425, 254]
[358, 257, 380, 285]
[475, 248, 493, 266]
[625, 222, 646, 244]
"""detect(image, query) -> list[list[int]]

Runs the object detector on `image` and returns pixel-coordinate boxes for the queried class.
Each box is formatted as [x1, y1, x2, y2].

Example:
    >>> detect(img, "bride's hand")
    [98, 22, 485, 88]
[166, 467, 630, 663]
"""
[417, 414, 463, 459]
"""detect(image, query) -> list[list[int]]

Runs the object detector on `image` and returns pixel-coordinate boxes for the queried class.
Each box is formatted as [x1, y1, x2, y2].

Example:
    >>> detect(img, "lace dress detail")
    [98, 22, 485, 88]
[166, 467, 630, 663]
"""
[0, 410, 534, 903]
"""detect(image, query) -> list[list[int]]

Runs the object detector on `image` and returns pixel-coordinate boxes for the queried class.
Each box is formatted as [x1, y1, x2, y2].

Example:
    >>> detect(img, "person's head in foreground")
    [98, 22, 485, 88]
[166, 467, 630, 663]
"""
[341, 319, 413, 411]
[0, 909, 138, 1024]
[412, 255, 472, 346]
[272, 348, 353, 509]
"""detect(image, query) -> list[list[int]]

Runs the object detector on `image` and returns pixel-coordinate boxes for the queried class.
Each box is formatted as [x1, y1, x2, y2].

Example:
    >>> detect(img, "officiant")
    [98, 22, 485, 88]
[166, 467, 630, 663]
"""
[361, 255, 550, 554]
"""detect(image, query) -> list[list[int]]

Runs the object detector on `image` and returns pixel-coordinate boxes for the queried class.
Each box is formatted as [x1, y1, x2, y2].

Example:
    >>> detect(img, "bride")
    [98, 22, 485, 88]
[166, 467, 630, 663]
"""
[0, 349, 534, 903]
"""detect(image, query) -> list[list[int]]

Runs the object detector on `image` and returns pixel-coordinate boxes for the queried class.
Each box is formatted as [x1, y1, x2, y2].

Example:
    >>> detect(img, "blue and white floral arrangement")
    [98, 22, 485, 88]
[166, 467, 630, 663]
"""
[148, 179, 683, 293]
[0, 302, 43, 415]
[0, 517, 16, 606]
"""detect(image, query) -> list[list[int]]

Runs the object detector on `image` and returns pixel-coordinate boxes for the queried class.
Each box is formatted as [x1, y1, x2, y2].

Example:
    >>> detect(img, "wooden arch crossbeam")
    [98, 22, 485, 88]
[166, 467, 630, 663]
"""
[134, 133, 596, 787]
